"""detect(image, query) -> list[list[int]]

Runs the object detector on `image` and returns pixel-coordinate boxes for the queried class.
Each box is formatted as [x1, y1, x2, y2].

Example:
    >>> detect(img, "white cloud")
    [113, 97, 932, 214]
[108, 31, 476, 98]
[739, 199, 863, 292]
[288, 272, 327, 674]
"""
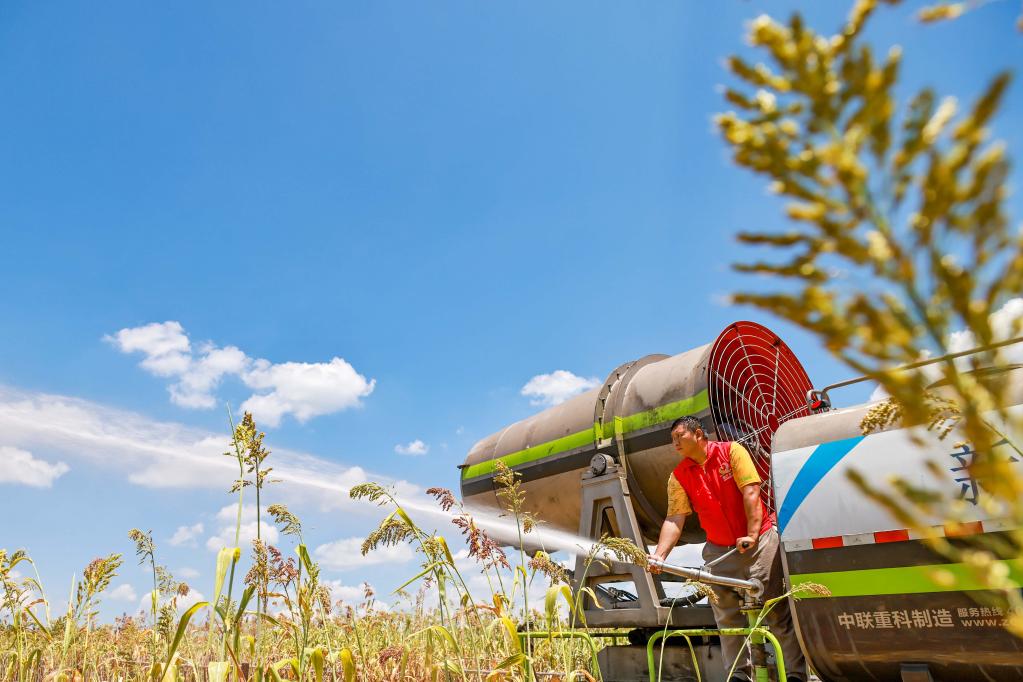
[322, 579, 366, 604]
[136, 588, 207, 616]
[169, 345, 249, 409]
[241, 358, 376, 426]
[0, 385, 446, 528]
[947, 297, 1023, 363]
[108, 584, 138, 602]
[0, 391, 232, 489]
[0, 446, 69, 488]
[177, 567, 200, 580]
[106, 321, 375, 426]
[521, 370, 599, 406]
[177, 588, 206, 612]
[169, 522, 204, 547]
[205, 504, 279, 552]
[104, 321, 191, 377]
[394, 439, 428, 456]
[321, 579, 388, 611]
[868, 297, 1023, 401]
[134, 594, 154, 617]
[204, 522, 276, 552]
[313, 537, 414, 571]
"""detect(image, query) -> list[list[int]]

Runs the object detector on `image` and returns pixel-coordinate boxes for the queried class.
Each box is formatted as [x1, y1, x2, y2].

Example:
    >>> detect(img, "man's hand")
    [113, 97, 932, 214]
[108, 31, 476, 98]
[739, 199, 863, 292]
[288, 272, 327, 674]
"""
[738, 483, 763, 554]
[646, 553, 665, 574]
[736, 535, 758, 553]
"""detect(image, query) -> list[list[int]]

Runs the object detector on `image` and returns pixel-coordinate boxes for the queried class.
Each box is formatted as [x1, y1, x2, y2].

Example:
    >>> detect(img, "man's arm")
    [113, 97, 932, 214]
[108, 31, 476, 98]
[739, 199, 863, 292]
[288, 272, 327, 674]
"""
[736, 482, 763, 553]
[729, 442, 764, 553]
[648, 476, 691, 573]
[648, 513, 687, 574]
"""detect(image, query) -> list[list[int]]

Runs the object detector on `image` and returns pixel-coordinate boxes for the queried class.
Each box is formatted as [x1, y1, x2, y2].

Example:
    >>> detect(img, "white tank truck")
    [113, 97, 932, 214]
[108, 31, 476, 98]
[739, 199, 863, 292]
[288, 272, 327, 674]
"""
[458, 321, 1023, 682]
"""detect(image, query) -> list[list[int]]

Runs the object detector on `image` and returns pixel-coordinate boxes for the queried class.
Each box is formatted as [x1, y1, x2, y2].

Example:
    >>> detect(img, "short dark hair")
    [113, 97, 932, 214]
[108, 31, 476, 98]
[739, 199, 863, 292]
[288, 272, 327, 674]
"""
[669, 415, 703, 435]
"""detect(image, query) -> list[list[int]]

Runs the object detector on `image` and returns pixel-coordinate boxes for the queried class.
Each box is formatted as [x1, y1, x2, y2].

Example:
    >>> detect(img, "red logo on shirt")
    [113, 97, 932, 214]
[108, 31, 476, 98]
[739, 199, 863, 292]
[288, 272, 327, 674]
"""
[718, 463, 733, 481]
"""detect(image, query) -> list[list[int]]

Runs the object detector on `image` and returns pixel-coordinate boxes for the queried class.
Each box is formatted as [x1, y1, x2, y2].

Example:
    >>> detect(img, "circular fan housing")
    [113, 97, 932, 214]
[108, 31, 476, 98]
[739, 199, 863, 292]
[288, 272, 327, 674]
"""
[707, 321, 813, 513]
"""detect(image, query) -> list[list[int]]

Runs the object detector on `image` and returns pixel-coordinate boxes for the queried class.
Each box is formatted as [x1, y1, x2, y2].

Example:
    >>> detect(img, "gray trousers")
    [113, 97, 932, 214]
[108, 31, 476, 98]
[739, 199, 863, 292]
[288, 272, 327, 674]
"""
[701, 528, 806, 681]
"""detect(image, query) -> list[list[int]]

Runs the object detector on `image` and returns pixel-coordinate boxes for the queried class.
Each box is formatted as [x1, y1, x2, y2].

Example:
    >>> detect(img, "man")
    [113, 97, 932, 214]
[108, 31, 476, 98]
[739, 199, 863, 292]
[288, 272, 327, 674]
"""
[647, 415, 805, 682]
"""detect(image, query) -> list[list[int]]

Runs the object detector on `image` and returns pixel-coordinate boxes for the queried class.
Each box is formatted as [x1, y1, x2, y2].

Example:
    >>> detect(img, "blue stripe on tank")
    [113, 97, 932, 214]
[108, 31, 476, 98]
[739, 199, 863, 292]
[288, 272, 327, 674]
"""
[777, 436, 865, 535]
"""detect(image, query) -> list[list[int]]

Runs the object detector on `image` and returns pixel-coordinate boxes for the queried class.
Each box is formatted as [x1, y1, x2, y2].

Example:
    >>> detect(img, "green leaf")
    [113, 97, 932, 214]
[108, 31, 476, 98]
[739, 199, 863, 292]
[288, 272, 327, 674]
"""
[296, 544, 317, 576]
[271, 659, 295, 678]
[159, 654, 180, 682]
[516, 565, 529, 588]
[7, 552, 32, 570]
[573, 586, 602, 626]
[413, 624, 460, 655]
[392, 561, 443, 593]
[544, 585, 560, 623]
[493, 652, 527, 671]
[164, 601, 209, 676]
[394, 506, 417, 530]
[440, 658, 465, 676]
[543, 583, 575, 624]
[338, 647, 357, 682]
[233, 585, 256, 626]
[500, 616, 522, 653]
[24, 606, 51, 639]
[435, 536, 456, 566]
[559, 584, 574, 614]
[305, 647, 325, 682]
[22, 649, 43, 677]
[247, 609, 280, 625]
[493, 593, 507, 617]
[211, 547, 238, 616]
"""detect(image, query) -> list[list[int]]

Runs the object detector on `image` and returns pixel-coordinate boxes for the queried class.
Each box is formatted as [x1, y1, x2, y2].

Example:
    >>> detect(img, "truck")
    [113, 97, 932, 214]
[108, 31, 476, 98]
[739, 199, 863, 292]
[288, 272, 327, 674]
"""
[458, 321, 1023, 681]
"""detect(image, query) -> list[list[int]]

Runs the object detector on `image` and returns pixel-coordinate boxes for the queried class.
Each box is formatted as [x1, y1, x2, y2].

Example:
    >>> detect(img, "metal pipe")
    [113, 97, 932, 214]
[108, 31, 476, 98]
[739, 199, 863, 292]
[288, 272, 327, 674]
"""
[647, 557, 764, 598]
[702, 545, 739, 570]
[807, 336, 1023, 411]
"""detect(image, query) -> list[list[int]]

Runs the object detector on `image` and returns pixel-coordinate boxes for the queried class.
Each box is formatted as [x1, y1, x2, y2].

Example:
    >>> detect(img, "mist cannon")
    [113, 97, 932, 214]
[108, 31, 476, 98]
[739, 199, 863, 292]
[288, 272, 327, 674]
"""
[459, 320, 813, 545]
[458, 323, 1023, 681]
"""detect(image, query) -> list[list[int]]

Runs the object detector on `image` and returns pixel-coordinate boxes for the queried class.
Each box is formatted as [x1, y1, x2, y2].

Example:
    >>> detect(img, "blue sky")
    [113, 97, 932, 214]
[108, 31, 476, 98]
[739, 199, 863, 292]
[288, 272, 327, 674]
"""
[1, 1, 1021, 618]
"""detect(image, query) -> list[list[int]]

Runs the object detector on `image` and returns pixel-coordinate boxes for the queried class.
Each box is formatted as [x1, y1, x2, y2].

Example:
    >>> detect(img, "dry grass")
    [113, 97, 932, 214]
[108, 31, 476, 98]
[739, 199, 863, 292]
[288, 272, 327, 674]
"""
[0, 413, 634, 682]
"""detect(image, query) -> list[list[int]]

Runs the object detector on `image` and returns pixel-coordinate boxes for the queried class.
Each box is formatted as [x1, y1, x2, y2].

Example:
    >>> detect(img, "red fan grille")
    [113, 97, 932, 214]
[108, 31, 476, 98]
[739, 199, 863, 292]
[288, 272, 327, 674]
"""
[707, 321, 813, 514]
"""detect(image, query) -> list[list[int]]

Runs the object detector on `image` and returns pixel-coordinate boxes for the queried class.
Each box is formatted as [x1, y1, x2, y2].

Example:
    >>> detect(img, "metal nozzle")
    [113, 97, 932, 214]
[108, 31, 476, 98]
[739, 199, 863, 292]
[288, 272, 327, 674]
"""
[647, 557, 765, 599]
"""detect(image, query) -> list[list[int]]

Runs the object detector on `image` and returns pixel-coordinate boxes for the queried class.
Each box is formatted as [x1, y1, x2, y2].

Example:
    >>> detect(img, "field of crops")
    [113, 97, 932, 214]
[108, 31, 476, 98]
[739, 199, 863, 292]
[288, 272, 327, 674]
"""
[0, 413, 651, 682]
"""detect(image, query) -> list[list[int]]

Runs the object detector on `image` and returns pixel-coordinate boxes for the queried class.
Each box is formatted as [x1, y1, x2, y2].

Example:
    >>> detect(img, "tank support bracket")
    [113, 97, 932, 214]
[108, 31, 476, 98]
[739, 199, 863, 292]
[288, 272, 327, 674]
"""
[574, 465, 677, 627]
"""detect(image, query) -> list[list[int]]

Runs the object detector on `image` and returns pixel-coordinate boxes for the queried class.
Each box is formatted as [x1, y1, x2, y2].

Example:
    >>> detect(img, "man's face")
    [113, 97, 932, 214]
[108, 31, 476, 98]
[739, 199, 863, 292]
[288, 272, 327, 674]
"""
[671, 425, 702, 459]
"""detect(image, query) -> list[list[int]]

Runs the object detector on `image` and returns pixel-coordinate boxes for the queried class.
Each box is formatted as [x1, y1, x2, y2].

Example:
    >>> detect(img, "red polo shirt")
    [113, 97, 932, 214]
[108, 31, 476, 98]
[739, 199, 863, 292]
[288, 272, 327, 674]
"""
[669, 441, 775, 546]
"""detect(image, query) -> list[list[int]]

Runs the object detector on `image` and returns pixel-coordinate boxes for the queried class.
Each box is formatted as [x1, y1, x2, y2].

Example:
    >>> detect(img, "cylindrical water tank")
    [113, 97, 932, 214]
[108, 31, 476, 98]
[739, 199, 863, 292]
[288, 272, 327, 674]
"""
[459, 321, 814, 544]
[771, 370, 1023, 681]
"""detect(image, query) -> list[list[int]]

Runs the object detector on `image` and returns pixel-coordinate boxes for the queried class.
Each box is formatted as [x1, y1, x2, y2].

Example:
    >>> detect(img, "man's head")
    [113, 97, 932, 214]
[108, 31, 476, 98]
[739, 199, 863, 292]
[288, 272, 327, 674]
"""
[670, 415, 707, 460]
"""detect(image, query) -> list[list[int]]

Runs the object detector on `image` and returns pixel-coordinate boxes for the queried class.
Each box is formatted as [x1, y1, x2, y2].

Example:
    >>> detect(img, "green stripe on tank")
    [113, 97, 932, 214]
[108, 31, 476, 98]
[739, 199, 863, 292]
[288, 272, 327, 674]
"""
[462, 389, 710, 480]
[790, 559, 1023, 598]
[617, 390, 710, 434]
[592, 419, 615, 442]
[460, 428, 595, 480]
